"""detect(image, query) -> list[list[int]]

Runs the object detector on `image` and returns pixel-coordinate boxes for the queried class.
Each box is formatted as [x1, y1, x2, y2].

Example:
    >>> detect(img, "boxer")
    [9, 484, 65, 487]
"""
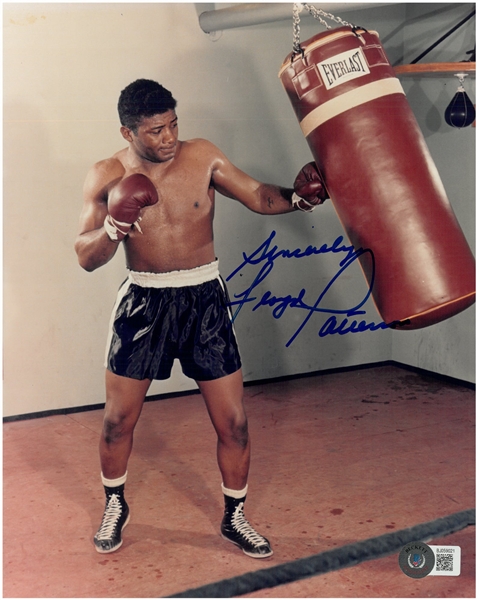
[74, 79, 327, 558]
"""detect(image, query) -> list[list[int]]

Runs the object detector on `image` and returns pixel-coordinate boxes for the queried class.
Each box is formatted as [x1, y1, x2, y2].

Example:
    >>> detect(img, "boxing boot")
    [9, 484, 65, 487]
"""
[220, 485, 273, 558]
[93, 484, 130, 553]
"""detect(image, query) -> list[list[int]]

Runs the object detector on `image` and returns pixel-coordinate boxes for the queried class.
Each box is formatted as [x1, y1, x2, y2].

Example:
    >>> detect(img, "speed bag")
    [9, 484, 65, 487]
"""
[279, 26, 475, 329]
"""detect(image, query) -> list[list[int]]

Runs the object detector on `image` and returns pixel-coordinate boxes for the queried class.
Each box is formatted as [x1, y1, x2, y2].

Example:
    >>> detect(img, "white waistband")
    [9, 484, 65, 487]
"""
[127, 260, 219, 288]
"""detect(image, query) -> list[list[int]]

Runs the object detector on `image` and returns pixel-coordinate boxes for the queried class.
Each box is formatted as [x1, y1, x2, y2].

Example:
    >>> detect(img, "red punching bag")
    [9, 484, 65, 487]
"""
[279, 26, 475, 329]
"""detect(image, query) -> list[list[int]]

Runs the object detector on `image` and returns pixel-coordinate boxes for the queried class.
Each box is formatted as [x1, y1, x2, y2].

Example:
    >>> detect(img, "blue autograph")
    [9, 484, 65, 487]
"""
[226, 230, 403, 347]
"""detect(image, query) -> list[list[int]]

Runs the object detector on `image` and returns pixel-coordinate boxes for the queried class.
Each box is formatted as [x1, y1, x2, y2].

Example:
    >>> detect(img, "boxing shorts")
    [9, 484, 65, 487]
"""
[105, 260, 242, 381]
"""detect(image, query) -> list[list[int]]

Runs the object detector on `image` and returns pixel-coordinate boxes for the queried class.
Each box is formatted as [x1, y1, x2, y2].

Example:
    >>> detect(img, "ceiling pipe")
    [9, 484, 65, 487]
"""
[199, 2, 397, 34]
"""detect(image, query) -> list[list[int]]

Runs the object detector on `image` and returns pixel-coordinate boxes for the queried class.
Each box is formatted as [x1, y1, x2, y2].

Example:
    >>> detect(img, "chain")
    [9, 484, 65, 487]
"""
[292, 3, 355, 55]
[303, 3, 354, 28]
[303, 4, 332, 30]
[292, 3, 302, 54]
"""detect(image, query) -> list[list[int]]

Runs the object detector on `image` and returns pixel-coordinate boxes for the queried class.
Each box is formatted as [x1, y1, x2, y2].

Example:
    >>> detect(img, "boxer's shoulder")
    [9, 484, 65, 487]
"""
[90, 155, 126, 182]
[180, 138, 222, 159]
[84, 155, 126, 200]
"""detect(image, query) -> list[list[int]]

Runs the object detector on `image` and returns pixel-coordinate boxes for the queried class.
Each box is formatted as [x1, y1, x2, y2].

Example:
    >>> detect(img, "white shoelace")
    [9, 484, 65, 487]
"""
[231, 502, 267, 547]
[96, 494, 123, 540]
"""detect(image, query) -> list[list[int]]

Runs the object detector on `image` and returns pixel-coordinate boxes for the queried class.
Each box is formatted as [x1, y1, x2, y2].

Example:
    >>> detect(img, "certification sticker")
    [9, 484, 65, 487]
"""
[399, 542, 435, 578]
[428, 545, 461, 576]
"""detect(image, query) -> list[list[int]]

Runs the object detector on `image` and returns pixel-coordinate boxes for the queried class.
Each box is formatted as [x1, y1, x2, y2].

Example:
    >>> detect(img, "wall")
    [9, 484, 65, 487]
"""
[3, 3, 474, 418]
[391, 3, 476, 382]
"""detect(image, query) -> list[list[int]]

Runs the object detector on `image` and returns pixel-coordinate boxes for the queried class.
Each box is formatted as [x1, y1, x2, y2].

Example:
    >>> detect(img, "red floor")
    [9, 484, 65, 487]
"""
[3, 365, 475, 597]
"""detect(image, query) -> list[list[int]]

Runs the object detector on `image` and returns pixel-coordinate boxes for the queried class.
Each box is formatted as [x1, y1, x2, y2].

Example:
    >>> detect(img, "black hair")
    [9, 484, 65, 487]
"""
[118, 79, 177, 132]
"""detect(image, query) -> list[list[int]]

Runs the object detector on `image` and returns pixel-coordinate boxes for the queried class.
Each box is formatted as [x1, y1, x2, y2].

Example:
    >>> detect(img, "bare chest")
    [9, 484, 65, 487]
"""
[142, 163, 214, 229]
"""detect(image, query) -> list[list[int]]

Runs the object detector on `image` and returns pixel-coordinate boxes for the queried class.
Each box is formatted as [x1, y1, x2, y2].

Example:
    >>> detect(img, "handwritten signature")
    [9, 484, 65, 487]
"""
[226, 230, 405, 347]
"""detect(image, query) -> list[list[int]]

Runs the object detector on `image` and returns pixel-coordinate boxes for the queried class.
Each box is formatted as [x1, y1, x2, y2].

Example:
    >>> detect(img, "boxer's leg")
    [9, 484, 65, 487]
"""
[197, 369, 273, 558]
[94, 370, 151, 553]
[100, 370, 151, 478]
[197, 368, 250, 489]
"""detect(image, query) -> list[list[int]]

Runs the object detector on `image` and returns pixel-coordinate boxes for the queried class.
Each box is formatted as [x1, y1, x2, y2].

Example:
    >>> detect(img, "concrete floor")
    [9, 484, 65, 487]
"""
[3, 365, 475, 598]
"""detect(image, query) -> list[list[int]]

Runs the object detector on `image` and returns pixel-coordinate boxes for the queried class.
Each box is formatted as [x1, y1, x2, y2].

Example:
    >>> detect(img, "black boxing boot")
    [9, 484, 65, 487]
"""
[94, 475, 130, 554]
[220, 484, 273, 559]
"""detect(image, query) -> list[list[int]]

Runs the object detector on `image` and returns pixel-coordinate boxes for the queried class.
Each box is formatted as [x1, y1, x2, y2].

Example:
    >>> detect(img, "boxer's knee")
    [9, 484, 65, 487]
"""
[219, 411, 249, 449]
[102, 407, 136, 445]
[102, 373, 148, 446]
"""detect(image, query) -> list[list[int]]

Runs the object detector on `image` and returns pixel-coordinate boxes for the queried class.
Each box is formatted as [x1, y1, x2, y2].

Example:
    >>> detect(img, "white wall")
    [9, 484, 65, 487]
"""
[3, 3, 474, 418]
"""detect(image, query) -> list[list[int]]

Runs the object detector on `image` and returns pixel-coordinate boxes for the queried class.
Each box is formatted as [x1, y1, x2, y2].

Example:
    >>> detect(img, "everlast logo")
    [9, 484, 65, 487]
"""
[317, 48, 370, 90]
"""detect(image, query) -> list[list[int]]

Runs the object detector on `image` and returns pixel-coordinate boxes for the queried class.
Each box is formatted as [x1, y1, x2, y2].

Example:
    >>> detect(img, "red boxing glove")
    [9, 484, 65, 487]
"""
[104, 173, 159, 241]
[292, 162, 328, 212]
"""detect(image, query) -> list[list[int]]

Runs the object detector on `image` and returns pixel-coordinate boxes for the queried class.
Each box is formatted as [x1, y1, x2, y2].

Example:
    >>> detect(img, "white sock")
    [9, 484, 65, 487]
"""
[221, 483, 248, 499]
[101, 472, 127, 487]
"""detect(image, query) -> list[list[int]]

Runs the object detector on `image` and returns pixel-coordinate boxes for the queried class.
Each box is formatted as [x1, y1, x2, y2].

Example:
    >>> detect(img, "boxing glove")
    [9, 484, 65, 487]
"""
[292, 162, 328, 212]
[104, 173, 159, 241]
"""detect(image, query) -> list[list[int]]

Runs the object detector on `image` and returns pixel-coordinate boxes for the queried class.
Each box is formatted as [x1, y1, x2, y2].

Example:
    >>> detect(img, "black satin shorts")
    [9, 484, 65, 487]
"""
[105, 261, 242, 381]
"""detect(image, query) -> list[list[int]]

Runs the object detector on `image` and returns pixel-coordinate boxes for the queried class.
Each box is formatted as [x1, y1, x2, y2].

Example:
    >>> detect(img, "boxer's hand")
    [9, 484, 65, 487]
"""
[292, 162, 328, 212]
[104, 174, 159, 241]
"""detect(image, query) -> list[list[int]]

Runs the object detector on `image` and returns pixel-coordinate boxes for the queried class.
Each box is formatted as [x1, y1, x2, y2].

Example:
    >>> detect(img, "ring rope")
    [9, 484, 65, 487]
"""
[169, 508, 475, 598]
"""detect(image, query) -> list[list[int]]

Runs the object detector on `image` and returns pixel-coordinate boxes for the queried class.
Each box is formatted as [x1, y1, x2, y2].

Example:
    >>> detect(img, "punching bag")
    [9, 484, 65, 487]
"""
[279, 26, 475, 329]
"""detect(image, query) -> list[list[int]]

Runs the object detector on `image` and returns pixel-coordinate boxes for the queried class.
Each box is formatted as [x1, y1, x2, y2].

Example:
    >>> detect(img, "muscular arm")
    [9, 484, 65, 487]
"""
[74, 160, 124, 272]
[210, 146, 295, 215]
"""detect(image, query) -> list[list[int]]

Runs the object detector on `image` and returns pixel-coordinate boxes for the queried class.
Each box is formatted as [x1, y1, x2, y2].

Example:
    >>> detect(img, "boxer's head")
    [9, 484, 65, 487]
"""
[118, 79, 177, 133]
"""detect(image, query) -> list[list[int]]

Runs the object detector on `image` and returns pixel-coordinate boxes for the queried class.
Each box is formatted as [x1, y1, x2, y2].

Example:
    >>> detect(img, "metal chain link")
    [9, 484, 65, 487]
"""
[292, 3, 303, 54]
[303, 3, 354, 28]
[292, 2, 355, 55]
[303, 4, 332, 30]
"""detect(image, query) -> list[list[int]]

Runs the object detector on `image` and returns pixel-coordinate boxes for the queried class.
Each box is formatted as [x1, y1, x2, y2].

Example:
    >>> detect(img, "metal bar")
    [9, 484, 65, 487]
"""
[410, 9, 475, 64]
[199, 2, 397, 33]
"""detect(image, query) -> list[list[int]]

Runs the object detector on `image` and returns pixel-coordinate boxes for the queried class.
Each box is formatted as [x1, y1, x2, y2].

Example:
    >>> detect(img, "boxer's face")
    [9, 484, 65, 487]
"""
[121, 110, 178, 163]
